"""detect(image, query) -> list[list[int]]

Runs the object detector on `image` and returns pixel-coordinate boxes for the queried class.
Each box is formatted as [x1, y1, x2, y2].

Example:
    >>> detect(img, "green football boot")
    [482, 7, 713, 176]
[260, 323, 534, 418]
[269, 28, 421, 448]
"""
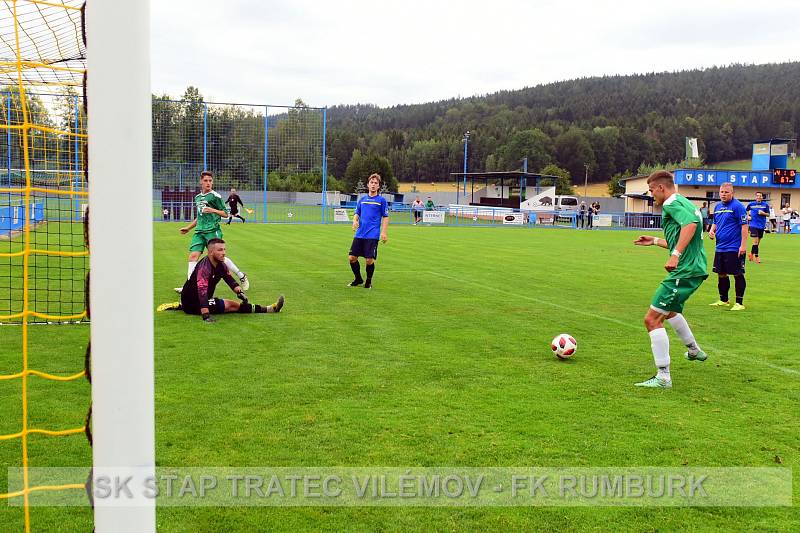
[634, 375, 672, 388]
[685, 348, 708, 362]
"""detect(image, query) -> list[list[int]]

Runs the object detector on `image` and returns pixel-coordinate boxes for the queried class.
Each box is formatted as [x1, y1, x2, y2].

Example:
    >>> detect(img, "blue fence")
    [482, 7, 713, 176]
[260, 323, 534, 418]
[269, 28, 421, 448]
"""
[0, 201, 44, 236]
[151, 201, 672, 231]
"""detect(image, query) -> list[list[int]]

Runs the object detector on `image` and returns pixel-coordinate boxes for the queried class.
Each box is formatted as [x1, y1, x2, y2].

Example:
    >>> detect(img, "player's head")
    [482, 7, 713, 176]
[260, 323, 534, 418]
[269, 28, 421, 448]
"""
[646, 170, 675, 206]
[719, 182, 734, 202]
[230, 187, 236, 193]
[755, 191, 764, 201]
[200, 170, 214, 192]
[367, 173, 381, 193]
[206, 238, 226, 261]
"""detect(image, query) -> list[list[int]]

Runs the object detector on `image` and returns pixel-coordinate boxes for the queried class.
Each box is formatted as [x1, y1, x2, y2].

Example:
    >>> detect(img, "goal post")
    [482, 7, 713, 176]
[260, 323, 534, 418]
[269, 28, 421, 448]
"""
[86, 1, 155, 531]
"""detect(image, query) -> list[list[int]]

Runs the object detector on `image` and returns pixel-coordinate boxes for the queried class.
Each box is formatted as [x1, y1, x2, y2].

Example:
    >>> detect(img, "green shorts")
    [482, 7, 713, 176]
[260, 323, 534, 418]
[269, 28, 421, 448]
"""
[189, 229, 223, 252]
[650, 275, 708, 315]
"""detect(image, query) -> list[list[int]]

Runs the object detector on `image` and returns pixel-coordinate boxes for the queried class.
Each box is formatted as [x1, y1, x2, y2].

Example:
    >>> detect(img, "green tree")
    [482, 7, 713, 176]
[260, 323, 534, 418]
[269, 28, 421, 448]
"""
[554, 127, 595, 183]
[590, 126, 620, 180]
[343, 149, 397, 193]
[608, 172, 627, 196]
[539, 164, 574, 195]
[496, 128, 553, 171]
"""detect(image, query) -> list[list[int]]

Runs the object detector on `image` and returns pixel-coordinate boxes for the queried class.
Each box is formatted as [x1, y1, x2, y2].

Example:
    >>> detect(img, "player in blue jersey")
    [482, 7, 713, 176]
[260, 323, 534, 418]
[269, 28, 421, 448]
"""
[745, 191, 770, 263]
[708, 183, 748, 311]
[348, 173, 389, 289]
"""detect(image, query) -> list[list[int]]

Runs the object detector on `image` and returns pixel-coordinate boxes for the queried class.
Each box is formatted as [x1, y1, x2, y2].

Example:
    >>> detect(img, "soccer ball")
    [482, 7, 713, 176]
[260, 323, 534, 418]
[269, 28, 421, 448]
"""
[551, 333, 577, 359]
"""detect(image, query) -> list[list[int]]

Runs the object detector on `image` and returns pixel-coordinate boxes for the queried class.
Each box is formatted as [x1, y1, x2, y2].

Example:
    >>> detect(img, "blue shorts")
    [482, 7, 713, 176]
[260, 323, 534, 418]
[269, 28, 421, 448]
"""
[349, 237, 379, 259]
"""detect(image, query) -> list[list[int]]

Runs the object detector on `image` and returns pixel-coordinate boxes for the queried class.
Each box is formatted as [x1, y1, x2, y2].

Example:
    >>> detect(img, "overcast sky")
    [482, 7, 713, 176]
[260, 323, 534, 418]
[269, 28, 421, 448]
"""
[151, 0, 800, 108]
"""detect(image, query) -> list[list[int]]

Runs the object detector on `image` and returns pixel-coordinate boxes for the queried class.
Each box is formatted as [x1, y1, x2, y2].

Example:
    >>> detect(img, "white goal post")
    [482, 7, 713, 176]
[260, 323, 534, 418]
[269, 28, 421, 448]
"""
[86, 1, 156, 532]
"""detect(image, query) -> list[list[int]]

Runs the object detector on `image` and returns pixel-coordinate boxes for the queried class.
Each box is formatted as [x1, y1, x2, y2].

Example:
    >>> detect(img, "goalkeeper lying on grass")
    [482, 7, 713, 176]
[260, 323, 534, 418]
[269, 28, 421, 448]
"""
[158, 238, 284, 323]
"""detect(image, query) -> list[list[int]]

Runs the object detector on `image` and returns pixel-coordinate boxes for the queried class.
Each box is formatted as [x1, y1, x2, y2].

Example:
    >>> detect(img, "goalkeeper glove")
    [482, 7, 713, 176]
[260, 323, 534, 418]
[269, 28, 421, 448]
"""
[202, 312, 215, 323]
[237, 291, 248, 304]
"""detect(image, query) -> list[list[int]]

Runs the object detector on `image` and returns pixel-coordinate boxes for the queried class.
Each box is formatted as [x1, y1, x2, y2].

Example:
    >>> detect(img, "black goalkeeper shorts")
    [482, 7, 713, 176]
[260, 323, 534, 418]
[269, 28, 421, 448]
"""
[181, 296, 226, 315]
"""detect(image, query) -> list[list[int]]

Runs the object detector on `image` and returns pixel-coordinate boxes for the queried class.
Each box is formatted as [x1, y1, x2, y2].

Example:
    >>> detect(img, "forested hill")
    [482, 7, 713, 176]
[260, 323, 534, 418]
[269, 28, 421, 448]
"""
[325, 62, 800, 185]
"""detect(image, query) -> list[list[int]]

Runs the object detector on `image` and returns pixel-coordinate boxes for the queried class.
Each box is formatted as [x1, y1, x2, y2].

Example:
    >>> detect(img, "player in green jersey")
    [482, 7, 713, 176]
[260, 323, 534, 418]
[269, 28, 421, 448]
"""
[632, 170, 709, 389]
[175, 171, 249, 292]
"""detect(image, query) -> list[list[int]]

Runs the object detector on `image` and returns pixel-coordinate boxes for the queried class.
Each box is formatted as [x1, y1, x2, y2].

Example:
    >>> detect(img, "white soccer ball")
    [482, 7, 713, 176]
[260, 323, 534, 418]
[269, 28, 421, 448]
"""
[551, 333, 577, 359]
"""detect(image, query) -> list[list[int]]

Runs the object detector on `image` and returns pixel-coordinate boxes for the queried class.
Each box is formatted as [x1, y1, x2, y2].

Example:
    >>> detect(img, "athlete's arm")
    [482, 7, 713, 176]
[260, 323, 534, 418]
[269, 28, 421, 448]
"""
[352, 213, 360, 232]
[221, 264, 240, 293]
[196, 261, 212, 314]
[180, 218, 197, 234]
[739, 222, 748, 256]
[664, 222, 697, 272]
[202, 206, 227, 216]
[380, 215, 389, 243]
[633, 235, 667, 248]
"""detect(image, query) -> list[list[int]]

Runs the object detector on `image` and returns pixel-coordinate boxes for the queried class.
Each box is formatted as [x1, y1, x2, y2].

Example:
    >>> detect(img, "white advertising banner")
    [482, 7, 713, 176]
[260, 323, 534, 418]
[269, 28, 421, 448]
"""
[594, 214, 613, 227]
[423, 211, 445, 224]
[502, 212, 524, 225]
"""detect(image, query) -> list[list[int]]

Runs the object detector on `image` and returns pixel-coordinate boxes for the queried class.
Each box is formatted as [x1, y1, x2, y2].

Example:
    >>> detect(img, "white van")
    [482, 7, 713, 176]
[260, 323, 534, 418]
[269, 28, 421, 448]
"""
[520, 190, 579, 212]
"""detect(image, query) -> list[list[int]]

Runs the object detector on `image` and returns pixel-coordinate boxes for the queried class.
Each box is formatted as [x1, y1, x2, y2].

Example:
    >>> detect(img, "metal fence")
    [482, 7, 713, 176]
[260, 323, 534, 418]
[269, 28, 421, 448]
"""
[152, 99, 327, 223]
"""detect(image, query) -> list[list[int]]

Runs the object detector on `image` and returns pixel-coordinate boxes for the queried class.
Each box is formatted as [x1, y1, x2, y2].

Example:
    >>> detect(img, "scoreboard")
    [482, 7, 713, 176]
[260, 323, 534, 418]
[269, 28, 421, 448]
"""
[773, 169, 796, 185]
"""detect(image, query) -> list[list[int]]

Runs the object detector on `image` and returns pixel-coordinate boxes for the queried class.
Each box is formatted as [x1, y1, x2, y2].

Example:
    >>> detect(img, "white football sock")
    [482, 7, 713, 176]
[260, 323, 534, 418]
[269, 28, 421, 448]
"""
[224, 257, 243, 278]
[187, 261, 197, 280]
[667, 314, 699, 354]
[649, 328, 671, 381]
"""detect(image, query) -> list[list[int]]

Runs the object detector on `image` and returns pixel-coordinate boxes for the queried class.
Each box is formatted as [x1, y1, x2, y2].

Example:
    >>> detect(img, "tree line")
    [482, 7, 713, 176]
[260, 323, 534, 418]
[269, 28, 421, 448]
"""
[326, 62, 800, 190]
[6, 62, 798, 194]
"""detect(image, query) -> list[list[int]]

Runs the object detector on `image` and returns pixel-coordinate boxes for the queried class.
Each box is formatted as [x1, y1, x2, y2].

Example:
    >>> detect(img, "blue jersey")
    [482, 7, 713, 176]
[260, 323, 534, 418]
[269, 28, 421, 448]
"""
[746, 200, 770, 230]
[355, 194, 389, 239]
[713, 199, 747, 252]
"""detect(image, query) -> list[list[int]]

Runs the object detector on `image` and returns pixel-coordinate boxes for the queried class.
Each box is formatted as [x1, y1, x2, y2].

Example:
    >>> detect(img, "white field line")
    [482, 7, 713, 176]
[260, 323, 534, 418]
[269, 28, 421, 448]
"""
[428, 271, 800, 377]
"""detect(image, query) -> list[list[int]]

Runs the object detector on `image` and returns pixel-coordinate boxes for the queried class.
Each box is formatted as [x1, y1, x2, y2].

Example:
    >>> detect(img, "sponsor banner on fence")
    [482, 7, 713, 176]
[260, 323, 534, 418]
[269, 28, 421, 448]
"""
[594, 214, 613, 227]
[502, 213, 524, 225]
[9, 467, 792, 507]
[333, 208, 350, 222]
[423, 211, 445, 224]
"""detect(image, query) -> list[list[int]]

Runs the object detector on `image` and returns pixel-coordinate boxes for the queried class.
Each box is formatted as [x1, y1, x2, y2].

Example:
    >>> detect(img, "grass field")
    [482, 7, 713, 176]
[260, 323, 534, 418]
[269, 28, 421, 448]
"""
[1, 223, 799, 531]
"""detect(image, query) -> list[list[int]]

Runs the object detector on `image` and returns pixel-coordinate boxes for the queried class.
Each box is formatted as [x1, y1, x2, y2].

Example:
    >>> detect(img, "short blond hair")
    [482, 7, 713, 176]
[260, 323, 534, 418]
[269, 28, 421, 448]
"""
[367, 173, 382, 185]
[646, 170, 674, 187]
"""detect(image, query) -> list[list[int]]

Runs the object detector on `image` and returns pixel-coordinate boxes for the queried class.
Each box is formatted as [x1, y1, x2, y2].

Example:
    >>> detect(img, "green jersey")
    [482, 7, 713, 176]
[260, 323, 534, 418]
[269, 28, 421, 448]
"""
[194, 190, 229, 233]
[661, 193, 707, 279]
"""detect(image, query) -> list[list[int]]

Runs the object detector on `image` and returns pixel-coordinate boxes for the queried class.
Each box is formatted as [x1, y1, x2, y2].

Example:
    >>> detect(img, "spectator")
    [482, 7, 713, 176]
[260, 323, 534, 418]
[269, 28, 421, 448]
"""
[700, 202, 710, 232]
[768, 206, 778, 233]
[425, 196, 436, 211]
[781, 205, 791, 233]
[411, 196, 424, 225]
[578, 201, 587, 229]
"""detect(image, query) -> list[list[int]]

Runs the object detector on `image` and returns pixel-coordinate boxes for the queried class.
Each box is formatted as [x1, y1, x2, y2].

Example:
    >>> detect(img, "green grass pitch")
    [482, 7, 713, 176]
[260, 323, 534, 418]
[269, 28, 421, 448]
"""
[1, 223, 798, 531]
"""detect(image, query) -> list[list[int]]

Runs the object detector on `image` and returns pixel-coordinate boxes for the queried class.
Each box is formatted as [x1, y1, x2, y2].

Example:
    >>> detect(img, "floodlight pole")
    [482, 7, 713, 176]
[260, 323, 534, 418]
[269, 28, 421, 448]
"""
[584, 163, 589, 199]
[87, 1, 156, 532]
[462, 130, 470, 197]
